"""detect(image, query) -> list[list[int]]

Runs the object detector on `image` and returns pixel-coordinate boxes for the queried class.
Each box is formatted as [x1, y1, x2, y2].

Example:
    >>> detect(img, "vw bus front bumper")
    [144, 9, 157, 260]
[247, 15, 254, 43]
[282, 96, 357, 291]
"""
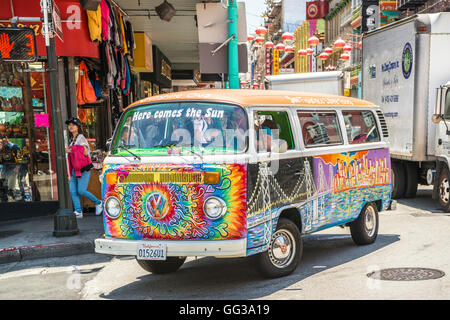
[95, 237, 247, 258]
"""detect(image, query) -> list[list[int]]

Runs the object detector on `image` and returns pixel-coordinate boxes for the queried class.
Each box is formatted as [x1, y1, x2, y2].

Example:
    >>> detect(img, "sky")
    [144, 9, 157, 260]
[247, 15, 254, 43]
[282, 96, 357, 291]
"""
[242, 0, 266, 35]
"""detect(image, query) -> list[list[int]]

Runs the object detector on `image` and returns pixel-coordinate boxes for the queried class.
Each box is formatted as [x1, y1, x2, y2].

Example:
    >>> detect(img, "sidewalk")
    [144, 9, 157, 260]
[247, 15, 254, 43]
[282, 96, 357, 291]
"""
[0, 214, 105, 265]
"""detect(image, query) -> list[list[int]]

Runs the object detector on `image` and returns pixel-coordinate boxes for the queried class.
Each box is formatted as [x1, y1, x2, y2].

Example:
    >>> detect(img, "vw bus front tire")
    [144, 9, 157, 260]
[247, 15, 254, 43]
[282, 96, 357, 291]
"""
[255, 218, 303, 278]
[349, 202, 379, 245]
[136, 257, 187, 274]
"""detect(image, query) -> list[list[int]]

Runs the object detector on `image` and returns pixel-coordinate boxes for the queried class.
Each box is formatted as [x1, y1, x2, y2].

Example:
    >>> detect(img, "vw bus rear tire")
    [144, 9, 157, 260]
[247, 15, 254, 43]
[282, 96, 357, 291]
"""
[255, 218, 303, 278]
[349, 202, 379, 245]
[136, 257, 187, 274]
[437, 167, 450, 212]
[391, 161, 406, 199]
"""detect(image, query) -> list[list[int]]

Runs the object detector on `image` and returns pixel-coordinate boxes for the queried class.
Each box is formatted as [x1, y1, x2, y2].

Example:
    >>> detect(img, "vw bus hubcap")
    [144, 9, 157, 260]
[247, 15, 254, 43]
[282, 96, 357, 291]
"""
[365, 206, 376, 237]
[268, 229, 296, 268]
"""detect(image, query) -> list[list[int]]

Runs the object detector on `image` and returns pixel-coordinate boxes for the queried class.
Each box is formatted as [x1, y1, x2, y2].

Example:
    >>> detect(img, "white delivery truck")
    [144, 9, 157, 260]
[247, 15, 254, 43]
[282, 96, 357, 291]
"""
[265, 71, 344, 95]
[362, 12, 450, 211]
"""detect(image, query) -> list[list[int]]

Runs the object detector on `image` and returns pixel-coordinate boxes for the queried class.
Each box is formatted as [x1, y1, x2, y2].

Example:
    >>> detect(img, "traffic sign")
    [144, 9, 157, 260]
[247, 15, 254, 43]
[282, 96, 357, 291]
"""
[0, 27, 37, 62]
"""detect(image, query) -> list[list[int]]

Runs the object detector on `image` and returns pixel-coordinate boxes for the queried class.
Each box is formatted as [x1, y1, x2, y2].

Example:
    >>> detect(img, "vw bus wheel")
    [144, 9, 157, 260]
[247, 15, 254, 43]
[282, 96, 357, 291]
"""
[349, 202, 379, 245]
[438, 167, 450, 212]
[136, 257, 186, 274]
[256, 218, 302, 278]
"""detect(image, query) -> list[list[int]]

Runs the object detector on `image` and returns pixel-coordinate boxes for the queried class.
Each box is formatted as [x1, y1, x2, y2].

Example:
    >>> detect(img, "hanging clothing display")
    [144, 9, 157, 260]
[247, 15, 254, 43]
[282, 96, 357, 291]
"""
[76, 61, 98, 105]
[86, 6, 102, 42]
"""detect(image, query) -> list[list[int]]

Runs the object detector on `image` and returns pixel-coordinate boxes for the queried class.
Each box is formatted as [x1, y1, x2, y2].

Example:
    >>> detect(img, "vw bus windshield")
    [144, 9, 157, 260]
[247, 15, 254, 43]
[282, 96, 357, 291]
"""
[111, 102, 248, 156]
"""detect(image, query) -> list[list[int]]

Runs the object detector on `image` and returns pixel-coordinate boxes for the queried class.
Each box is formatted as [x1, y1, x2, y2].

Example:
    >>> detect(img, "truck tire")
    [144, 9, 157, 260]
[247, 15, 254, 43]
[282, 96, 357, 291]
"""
[404, 162, 418, 198]
[136, 257, 186, 274]
[438, 167, 450, 212]
[255, 218, 303, 278]
[349, 202, 379, 245]
[391, 161, 406, 199]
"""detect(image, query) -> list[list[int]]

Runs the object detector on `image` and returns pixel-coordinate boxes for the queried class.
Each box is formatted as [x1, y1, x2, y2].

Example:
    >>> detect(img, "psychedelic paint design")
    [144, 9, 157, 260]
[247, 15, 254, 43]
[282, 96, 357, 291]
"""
[101, 163, 247, 241]
[246, 148, 391, 256]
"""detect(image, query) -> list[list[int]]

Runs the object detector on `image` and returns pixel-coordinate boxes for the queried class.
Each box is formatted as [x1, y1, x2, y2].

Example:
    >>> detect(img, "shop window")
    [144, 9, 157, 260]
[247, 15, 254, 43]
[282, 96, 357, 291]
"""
[298, 111, 343, 147]
[254, 111, 295, 152]
[0, 62, 57, 203]
[342, 111, 381, 144]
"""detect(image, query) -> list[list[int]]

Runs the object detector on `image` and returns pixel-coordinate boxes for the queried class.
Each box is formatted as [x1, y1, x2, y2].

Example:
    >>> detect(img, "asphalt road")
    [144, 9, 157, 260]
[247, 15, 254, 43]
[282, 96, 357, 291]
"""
[0, 186, 449, 300]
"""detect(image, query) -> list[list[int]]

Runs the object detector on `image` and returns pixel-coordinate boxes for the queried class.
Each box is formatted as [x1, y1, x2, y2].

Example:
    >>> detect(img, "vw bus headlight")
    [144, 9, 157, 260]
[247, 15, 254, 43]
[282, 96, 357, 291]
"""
[105, 197, 121, 219]
[203, 197, 227, 220]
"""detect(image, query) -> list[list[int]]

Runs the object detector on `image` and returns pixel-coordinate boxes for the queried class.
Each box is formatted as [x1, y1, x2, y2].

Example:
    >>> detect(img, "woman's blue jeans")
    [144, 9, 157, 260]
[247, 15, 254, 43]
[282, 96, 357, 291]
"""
[69, 169, 101, 212]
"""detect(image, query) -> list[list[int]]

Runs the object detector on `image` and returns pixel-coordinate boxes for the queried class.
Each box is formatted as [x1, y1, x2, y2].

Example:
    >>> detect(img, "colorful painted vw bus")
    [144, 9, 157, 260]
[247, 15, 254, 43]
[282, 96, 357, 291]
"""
[95, 90, 391, 278]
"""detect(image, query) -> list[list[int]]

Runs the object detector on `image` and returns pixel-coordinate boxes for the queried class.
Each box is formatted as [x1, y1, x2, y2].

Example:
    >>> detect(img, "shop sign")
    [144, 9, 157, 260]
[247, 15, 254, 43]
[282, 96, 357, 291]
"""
[273, 49, 279, 75]
[161, 59, 172, 81]
[0, 27, 37, 62]
[265, 48, 272, 75]
[0, 0, 99, 58]
[35, 113, 50, 127]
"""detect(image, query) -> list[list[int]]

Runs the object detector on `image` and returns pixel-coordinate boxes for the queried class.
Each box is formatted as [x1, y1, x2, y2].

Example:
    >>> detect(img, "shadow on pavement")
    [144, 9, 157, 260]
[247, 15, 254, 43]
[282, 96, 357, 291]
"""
[100, 233, 400, 300]
[396, 188, 442, 213]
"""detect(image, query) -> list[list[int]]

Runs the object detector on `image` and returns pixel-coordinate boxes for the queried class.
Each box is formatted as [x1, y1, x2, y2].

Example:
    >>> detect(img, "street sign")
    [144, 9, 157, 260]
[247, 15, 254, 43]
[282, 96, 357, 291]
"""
[52, 0, 64, 42]
[0, 27, 37, 62]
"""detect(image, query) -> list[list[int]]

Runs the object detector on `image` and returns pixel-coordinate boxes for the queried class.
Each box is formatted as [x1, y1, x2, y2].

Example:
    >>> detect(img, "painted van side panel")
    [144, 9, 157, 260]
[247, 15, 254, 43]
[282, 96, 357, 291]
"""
[245, 148, 391, 256]
[101, 163, 247, 241]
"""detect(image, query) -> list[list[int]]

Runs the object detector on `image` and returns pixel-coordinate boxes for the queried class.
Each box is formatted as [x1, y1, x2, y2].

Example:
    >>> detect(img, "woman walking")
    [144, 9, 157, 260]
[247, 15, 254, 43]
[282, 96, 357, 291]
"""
[65, 117, 102, 218]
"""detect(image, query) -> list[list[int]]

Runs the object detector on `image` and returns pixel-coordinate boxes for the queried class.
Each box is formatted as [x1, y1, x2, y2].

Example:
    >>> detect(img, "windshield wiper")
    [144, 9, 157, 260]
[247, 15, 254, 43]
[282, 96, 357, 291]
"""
[113, 145, 141, 161]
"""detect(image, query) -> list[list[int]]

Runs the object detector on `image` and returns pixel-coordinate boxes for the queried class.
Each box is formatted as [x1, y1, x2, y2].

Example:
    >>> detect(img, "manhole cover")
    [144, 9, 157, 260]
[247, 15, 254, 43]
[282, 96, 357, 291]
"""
[367, 268, 445, 281]
[0, 230, 22, 239]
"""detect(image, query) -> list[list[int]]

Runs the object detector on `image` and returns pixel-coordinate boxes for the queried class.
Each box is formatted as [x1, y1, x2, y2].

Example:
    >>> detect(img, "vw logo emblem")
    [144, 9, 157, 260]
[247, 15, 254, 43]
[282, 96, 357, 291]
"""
[146, 192, 169, 220]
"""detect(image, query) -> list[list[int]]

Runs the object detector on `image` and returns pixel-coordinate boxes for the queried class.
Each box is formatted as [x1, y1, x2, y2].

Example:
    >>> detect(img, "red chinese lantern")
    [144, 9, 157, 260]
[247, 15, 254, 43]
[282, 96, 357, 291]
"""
[340, 53, 350, 60]
[255, 36, 265, 44]
[275, 42, 285, 51]
[297, 49, 307, 56]
[324, 47, 333, 54]
[308, 36, 319, 47]
[306, 47, 314, 55]
[265, 41, 274, 49]
[281, 32, 294, 43]
[247, 35, 255, 42]
[255, 26, 267, 36]
[334, 39, 346, 48]
[343, 44, 352, 52]
[319, 52, 329, 60]
[284, 45, 293, 53]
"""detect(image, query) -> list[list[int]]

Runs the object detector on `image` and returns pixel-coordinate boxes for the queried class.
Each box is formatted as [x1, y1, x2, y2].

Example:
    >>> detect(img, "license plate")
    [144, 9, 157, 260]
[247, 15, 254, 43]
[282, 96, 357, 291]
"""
[136, 243, 167, 260]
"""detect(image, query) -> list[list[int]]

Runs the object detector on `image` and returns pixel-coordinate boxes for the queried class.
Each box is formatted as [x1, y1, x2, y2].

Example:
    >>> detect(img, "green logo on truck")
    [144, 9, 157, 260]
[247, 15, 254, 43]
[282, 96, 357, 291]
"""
[402, 43, 413, 79]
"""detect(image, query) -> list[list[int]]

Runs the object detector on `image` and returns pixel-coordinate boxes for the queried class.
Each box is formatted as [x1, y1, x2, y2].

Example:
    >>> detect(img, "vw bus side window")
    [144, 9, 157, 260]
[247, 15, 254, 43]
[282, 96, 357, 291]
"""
[342, 111, 381, 144]
[254, 111, 295, 152]
[112, 103, 248, 156]
[298, 111, 343, 147]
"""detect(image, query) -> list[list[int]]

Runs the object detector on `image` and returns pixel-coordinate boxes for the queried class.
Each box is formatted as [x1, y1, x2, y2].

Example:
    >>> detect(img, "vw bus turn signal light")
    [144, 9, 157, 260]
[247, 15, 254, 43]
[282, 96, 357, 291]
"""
[204, 172, 220, 185]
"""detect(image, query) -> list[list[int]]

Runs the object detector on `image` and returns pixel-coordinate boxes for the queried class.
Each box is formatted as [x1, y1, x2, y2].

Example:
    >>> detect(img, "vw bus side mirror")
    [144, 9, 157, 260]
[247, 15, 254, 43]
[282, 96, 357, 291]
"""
[271, 139, 288, 153]
[106, 138, 112, 151]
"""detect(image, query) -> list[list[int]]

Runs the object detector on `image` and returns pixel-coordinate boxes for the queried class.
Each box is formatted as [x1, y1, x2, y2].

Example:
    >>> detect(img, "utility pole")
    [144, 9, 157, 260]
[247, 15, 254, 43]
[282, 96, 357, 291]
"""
[228, 0, 239, 89]
[41, 0, 78, 236]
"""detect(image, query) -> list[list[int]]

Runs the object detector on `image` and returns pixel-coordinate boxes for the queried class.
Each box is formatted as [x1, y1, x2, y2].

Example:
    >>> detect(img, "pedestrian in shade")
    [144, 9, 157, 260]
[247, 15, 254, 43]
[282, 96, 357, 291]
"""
[65, 117, 102, 218]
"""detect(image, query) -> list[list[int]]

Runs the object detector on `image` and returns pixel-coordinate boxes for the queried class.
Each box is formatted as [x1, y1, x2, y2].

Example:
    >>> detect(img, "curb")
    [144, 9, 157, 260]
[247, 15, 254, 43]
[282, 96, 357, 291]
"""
[0, 241, 95, 265]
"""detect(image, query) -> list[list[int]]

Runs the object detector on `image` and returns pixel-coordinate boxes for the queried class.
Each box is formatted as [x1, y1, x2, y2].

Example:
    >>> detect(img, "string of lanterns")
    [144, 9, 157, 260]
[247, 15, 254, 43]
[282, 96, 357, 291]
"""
[246, 24, 357, 82]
